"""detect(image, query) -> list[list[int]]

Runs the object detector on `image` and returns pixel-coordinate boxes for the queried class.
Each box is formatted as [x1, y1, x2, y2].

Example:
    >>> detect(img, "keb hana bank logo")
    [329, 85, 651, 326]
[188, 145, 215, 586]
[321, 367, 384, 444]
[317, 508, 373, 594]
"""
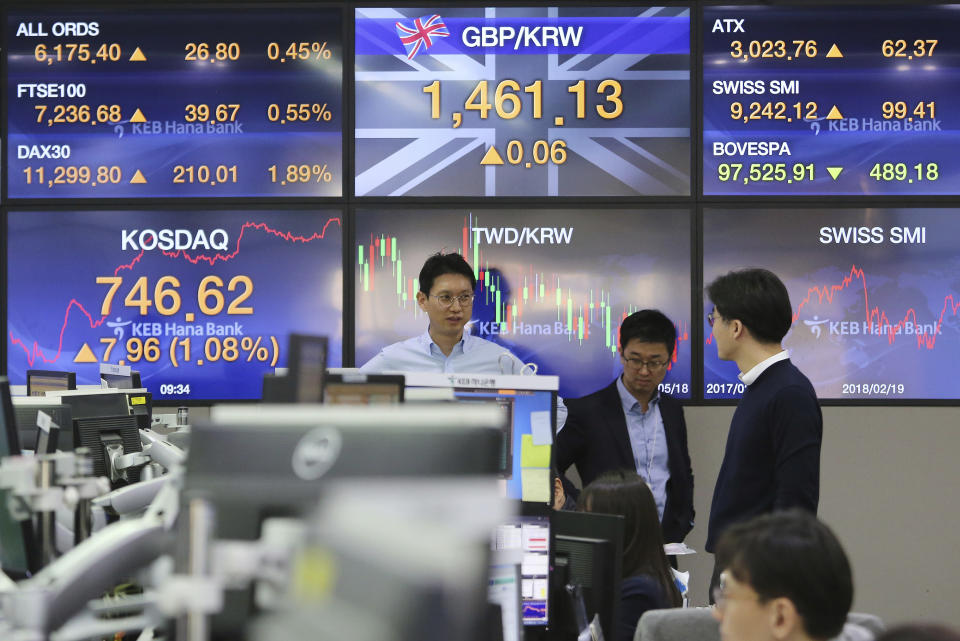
[395, 14, 449, 59]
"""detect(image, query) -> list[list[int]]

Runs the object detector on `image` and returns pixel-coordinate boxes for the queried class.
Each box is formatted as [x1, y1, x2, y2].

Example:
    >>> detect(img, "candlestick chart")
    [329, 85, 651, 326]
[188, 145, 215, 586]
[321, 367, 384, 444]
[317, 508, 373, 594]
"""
[355, 208, 691, 399]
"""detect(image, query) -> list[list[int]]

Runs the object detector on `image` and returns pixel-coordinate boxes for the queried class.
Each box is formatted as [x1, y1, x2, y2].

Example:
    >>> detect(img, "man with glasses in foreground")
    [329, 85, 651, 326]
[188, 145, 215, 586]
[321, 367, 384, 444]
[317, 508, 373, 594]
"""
[555, 310, 695, 543]
[360, 252, 528, 374]
[712, 510, 853, 641]
[705, 268, 822, 600]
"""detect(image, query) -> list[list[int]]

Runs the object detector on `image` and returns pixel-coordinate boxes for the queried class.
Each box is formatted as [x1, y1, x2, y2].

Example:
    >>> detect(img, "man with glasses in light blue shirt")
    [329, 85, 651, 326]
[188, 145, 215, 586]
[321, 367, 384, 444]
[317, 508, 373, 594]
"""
[359, 252, 531, 375]
[556, 310, 694, 544]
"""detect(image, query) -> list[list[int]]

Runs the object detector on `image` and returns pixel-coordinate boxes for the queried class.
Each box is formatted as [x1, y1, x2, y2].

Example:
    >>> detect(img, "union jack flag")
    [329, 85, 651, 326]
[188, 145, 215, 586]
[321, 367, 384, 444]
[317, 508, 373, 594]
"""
[395, 14, 449, 59]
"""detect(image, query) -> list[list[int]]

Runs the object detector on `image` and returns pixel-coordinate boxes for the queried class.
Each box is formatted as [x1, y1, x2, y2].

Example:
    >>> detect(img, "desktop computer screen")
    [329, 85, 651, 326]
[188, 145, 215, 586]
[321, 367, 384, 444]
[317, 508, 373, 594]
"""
[454, 387, 555, 504]
[455, 393, 514, 477]
[26, 370, 76, 397]
[551, 510, 625, 641]
[404, 374, 558, 505]
[493, 512, 551, 628]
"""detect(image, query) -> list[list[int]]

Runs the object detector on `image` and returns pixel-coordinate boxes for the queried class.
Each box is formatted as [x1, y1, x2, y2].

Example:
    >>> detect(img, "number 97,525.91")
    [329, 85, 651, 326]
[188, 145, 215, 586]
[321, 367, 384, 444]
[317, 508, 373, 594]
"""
[717, 163, 815, 182]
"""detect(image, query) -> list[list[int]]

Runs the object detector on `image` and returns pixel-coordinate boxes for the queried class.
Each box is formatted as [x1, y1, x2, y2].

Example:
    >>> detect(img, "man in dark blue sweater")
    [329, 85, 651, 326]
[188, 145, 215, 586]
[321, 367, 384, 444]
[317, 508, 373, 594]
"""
[704, 268, 822, 600]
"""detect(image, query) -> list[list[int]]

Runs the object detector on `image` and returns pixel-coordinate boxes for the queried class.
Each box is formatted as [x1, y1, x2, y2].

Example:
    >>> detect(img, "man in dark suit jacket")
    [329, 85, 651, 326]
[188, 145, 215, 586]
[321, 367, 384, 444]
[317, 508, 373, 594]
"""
[704, 268, 821, 600]
[556, 310, 695, 544]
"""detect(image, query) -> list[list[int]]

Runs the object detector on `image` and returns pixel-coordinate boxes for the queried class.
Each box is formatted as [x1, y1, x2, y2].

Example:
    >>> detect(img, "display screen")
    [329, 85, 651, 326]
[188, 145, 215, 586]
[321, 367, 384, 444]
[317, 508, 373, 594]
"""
[6, 8, 343, 198]
[355, 208, 692, 399]
[703, 208, 960, 400]
[493, 514, 550, 626]
[6, 2, 960, 406]
[455, 388, 554, 503]
[703, 5, 959, 195]
[355, 6, 690, 197]
[7, 210, 343, 400]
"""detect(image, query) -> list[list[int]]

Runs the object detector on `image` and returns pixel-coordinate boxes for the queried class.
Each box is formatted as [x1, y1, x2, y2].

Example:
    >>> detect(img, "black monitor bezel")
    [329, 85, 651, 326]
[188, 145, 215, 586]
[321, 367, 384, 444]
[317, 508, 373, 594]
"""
[0, 376, 41, 577]
[550, 509, 625, 641]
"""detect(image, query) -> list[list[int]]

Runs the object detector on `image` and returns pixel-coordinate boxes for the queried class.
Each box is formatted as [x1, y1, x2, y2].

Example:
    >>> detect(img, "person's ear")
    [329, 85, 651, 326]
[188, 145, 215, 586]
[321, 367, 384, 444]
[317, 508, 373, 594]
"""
[416, 291, 428, 311]
[553, 477, 565, 509]
[767, 597, 801, 641]
[730, 319, 744, 339]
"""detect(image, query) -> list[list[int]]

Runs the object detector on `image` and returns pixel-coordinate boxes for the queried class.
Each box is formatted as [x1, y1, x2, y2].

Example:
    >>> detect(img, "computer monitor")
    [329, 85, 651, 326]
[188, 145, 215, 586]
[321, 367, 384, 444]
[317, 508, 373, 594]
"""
[197, 404, 505, 538]
[261, 373, 292, 403]
[44, 390, 130, 424]
[492, 507, 551, 631]
[100, 370, 142, 390]
[26, 370, 76, 397]
[190, 403, 506, 640]
[457, 393, 515, 478]
[404, 373, 559, 504]
[0, 377, 41, 578]
[452, 386, 555, 503]
[123, 390, 153, 432]
[12, 398, 73, 452]
[286, 334, 328, 403]
[45, 388, 150, 430]
[43, 390, 144, 488]
[74, 415, 143, 488]
[551, 510, 625, 641]
[323, 373, 404, 404]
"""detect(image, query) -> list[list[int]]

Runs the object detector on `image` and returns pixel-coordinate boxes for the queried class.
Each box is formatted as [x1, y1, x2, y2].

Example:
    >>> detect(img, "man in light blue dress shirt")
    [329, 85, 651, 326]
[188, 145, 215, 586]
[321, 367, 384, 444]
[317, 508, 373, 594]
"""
[359, 252, 529, 374]
[360, 252, 568, 427]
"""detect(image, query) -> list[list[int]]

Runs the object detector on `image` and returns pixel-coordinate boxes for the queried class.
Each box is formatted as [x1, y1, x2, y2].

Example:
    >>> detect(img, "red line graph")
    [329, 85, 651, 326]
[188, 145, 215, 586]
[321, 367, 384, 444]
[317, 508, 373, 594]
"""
[9, 218, 341, 367]
[795, 264, 959, 349]
[159, 219, 341, 266]
[705, 264, 960, 349]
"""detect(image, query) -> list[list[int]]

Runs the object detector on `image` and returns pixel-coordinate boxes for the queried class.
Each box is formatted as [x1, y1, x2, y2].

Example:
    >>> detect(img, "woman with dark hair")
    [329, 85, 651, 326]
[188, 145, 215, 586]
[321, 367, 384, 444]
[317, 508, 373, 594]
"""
[580, 469, 683, 641]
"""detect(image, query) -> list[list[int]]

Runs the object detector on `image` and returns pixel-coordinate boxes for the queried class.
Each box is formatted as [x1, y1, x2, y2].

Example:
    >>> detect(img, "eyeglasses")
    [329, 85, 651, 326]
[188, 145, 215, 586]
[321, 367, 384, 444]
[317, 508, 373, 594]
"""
[707, 310, 718, 327]
[431, 293, 475, 308]
[621, 356, 669, 372]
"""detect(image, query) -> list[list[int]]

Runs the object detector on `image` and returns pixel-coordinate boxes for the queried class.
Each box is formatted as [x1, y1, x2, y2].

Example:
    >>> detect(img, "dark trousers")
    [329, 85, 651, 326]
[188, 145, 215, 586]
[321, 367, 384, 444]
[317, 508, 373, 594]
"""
[708, 558, 723, 605]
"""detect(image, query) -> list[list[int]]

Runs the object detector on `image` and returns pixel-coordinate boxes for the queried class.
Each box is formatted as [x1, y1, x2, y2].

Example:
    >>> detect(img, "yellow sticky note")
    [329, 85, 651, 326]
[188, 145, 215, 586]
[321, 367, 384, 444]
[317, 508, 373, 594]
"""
[521, 467, 551, 503]
[520, 434, 550, 468]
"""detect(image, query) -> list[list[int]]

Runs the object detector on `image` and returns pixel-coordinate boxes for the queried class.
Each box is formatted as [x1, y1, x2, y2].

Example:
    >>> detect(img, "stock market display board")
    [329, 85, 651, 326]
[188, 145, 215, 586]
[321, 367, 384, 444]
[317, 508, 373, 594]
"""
[7, 209, 343, 400]
[703, 5, 957, 195]
[703, 208, 960, 400]
[355, 207, 692, 399]
[6, 8, 343, 198]
[3, 3, 959, 402]
[355, 6, 691, 197]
